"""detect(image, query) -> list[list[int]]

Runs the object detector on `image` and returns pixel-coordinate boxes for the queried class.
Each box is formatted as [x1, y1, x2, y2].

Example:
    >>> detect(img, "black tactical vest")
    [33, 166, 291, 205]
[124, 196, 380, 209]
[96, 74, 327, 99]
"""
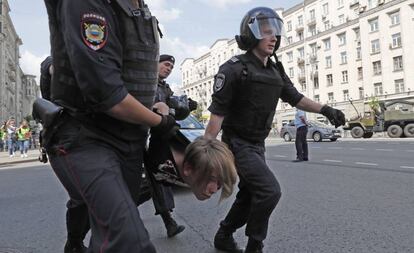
[45, 0, 159, 141]
[222, 54, 284, 142]
[155, 79, 174, 104]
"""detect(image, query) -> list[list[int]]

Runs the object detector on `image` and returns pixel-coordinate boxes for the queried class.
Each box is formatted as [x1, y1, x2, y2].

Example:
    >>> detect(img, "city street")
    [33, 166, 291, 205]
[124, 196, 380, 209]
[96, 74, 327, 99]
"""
[0, 138, 413, 253]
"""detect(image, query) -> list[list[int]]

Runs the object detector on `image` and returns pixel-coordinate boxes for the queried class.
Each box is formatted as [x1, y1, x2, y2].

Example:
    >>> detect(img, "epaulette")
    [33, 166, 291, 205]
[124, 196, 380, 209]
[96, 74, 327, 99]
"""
[228, 56, 240, 64]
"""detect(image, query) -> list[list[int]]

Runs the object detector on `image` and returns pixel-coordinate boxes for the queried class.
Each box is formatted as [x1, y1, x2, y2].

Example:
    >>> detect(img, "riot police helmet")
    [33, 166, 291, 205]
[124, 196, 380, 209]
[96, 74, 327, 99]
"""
[235, 7, 285, 52]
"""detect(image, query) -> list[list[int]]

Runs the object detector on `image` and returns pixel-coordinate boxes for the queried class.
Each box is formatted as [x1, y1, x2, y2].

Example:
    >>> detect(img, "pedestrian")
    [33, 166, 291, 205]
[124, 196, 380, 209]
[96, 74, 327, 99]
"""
[204, 7, 345, 253]
[42, 0, 177, 252]
[293, 109, 309, 162]
[16, 119, 31, 158]
[6, 118, 17, 158]
[0, 122, 6, 152]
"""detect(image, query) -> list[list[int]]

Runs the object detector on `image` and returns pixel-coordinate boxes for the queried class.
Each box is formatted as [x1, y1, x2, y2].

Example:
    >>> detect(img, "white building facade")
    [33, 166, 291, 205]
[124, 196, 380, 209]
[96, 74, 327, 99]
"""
[181, 0, 414, 125]
[0, 0, 39, 123]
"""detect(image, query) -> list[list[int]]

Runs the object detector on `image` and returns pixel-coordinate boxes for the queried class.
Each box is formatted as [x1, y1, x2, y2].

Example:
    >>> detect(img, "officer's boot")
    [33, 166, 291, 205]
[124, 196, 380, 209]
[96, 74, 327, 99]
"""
[64, 240, 87, 253]
[214, 225, 243, 253]
[160, 211, 185, 237]
[244, 238, 264, 253]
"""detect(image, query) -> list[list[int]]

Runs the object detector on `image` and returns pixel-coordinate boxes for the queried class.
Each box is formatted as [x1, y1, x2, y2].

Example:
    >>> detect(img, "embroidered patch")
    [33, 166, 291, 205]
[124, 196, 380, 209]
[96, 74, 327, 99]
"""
[214, 73, 226, 93]
[81, 13, 108, 51]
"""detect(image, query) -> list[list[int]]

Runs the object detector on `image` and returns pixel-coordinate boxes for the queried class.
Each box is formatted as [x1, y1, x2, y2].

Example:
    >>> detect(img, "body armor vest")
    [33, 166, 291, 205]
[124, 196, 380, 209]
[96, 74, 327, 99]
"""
[223, 54, 284, 142]
[45, 0, 159, 141]
[155, 80, 173, 103]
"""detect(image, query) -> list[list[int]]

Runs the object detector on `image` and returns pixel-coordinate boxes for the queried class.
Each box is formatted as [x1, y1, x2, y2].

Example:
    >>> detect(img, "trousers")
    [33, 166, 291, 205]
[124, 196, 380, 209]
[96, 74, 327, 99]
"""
[295, 126, 308, 160]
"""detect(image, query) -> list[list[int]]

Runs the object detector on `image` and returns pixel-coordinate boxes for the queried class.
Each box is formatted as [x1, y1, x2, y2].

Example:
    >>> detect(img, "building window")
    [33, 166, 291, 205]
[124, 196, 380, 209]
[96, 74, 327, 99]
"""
[298, 31, 304, 41]
[339, 14, 345, 24]
[289, 67, 294, 78]
[389, 11, 400, 26]
[298, 48, 305, 58]
[287, 52, 293, 62]
[340, 52, 347, 64]
[338, 0, 344, 8]
[324, 21, 331, 31]
[310, 9, 315, 20]
[314, 77, 319, 89]
[373, 61, 382, 75]
[356, 47, 362, 59]
[342, 71, 348, 83]
[328, 92, 334, 102]
[369, 18, 379, 32]
[338, 33, 346, 46]
[391, 33, 402, 48]
[314, 95, 320, 102]
[301, 82, 307, 92]
[393, 56, 403, 71]
[287, 21, 292, 31]
[288, 36, 293, 44]
[374, 83, 383, 96]
[325, 56, 332, 68]
[309, 25, 317, 36]
[327, 74, 333, 86]
[358, 67, 363, 80]
[359, 87, 364, 99]
[323, 38, 331, 50]
[323, 3, 329, 15]
[371, 39, 380, 53]
[343, 90, 349, 101]
[395, 79, 405, 93]
[298, 15, 303, 26]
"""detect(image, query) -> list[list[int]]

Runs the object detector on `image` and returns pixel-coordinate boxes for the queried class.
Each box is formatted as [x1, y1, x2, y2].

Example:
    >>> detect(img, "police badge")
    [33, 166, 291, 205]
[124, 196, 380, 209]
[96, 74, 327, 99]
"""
[214, 73, 226, 93]
[81, 13, 108, 51]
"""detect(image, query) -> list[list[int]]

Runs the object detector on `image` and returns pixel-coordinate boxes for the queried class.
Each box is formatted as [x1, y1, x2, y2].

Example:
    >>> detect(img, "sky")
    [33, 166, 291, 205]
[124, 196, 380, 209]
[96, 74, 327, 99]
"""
[9, 0, 302, 89]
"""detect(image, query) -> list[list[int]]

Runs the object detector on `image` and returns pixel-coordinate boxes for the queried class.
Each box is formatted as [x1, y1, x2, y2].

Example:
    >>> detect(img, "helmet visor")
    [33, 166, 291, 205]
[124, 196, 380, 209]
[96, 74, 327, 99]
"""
[248, 17, 285, 39]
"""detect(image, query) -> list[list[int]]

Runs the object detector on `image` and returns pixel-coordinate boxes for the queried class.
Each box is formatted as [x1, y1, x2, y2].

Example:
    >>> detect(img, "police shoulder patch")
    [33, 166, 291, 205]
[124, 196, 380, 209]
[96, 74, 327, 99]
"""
[81, 13, 108, 51]
[214, 73, 226, 93]
[229, 56, 240, 64]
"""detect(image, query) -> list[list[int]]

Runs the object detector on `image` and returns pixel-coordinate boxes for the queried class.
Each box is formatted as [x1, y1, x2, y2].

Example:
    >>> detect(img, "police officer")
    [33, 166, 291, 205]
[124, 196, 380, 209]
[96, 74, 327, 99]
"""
[144, 54, 188, 238]
[293, 109, 309, 162]
[43, 0, 177, 252]
[204, 7, 345, 253]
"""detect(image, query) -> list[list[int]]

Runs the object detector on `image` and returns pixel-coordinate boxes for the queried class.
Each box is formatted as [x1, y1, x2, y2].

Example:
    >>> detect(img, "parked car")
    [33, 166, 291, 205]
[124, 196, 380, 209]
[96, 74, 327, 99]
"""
[280, 120, 342, 142]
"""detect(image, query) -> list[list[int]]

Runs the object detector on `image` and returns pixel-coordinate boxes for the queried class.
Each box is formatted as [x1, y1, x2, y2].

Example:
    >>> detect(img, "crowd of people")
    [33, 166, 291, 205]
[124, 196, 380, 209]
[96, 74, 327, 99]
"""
[0, 118, 39, 158]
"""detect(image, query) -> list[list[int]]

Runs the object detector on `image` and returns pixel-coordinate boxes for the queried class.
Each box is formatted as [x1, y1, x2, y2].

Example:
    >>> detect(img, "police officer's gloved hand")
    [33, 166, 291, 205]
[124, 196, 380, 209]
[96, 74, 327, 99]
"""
[188, 98, 198, 111]
[320, 105, 346, 128]
[151, 114, 180, 140]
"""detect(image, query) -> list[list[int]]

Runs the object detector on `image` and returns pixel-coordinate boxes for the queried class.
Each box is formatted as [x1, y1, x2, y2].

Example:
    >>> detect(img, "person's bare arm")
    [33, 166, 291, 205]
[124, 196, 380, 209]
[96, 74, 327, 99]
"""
[106, 94, 162, 127]
[204, 113, 224, 140]
[295, 97, 323, 113]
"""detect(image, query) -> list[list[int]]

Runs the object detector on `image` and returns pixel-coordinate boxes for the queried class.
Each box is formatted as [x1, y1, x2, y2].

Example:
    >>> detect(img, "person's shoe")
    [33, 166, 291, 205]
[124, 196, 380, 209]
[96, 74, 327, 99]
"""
[24, 153, 28, 158]
[9, 155, 13, 158]
[292, 159, 304, 162]
[20, 154, 24, 158]
[161, 212, 185, 237]
[64, 241, 87, 253]
[245, 239, 264, 253]
[303, 158, 309, 161]
[214, 227, 243, 253]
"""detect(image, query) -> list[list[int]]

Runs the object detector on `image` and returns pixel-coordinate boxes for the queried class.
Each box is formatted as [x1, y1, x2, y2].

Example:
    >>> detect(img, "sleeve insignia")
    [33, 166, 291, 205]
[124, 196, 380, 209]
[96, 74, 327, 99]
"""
[81, 13, 108, 51]
[213, 73, 226, 93]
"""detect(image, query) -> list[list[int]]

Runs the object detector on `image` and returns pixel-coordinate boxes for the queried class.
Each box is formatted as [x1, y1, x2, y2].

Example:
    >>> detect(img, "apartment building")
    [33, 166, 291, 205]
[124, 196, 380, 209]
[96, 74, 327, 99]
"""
[181, 0, 414, 125]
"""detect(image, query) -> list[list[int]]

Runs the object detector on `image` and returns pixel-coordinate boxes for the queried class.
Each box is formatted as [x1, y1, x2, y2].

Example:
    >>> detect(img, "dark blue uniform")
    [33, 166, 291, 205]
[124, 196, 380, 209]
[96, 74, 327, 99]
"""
[209, 51, 303, 243]
[44, 0, 159, 252]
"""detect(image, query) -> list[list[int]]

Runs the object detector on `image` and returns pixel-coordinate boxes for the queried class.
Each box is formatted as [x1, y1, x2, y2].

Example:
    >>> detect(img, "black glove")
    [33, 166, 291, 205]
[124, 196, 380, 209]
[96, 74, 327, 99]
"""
[320, 105, 346, 128]
[188, 98, 198, 111]
[151, 114, 180, 140]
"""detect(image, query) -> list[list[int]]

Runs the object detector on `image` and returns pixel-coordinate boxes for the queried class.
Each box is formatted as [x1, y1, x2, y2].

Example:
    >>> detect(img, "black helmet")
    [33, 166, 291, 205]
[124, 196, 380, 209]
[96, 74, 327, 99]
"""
[235, 7, 284, 52]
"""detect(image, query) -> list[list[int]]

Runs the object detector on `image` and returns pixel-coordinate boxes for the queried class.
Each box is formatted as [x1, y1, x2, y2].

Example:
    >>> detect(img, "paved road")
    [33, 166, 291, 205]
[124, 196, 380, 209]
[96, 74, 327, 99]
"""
[0, 139, 413, 253]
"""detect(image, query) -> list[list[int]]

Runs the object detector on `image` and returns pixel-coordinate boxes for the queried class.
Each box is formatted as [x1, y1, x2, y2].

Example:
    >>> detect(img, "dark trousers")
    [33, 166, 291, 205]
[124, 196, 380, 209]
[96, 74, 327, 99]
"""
[221, 136, 282, 242]
[295, 126, 308, 160]
[49, 142, 156, 253]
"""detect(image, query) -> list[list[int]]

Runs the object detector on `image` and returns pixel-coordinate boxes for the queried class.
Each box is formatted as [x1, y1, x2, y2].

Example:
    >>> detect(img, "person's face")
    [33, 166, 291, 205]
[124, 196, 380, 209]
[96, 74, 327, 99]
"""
[255, 34, 277, 57]
[158, 61, 174, 80]
[182, 164, 221, 201]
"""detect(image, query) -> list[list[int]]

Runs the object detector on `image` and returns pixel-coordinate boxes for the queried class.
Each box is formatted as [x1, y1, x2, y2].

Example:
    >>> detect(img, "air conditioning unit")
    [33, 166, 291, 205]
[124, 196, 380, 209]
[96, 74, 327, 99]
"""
[322, 14, 327, 20]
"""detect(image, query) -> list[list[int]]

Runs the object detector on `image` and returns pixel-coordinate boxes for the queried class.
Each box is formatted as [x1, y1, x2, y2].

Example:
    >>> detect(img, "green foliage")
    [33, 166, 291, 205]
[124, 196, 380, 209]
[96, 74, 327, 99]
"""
[368, 96, 380, 111]
[191, 106, 204, 122]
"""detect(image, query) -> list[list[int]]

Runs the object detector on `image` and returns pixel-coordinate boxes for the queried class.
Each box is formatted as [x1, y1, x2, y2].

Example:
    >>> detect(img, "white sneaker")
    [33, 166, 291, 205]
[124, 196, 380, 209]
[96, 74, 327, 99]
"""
[24, 154, 28, 158]
[20, 154, 24, 158]
[9, 155, 13, 158]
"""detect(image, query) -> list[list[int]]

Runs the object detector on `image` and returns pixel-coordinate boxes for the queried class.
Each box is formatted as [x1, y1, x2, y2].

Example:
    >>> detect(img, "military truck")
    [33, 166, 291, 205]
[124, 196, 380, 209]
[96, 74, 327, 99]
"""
[343, 100, 414, 138]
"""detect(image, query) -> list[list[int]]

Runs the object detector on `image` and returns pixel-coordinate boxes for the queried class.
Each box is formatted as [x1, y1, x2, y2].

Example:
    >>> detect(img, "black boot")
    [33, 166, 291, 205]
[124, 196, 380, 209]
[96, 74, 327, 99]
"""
[161, 211, 185, 238]
[64, 240, 87, 253]
[214, 226, 243, 253]
[245, 238, 264, 253]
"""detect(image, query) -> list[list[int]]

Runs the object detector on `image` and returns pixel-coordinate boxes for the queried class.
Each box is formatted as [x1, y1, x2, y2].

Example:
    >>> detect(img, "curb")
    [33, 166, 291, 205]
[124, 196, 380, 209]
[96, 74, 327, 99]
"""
[0, 158, 40, 166]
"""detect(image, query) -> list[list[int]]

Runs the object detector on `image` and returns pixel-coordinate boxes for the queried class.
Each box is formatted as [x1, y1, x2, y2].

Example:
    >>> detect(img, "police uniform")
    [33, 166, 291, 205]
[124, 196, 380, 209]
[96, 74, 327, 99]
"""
[44, 0, 159, 252]
[209, 51, 303, 243]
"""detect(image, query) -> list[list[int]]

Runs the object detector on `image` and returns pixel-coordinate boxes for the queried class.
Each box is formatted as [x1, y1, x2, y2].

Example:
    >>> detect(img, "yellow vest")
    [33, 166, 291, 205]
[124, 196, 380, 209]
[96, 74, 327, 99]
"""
[17, 127, 30, 141]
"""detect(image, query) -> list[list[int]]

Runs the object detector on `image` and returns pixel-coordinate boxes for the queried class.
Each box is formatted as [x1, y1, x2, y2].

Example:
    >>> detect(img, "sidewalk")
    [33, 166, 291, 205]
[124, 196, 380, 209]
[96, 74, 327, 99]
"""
[0, 149, 40, 166]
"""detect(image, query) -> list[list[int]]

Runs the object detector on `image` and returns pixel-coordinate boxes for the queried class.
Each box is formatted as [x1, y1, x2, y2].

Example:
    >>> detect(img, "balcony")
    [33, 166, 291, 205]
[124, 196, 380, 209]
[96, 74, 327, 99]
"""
[297, 57, 305, 66]
[295, 24, 304, 32]
[311, 70, 318, 78]
[298, 73, 306, 82]
[309, 54, 318, 63]
[350, 0, 359, 8]
[307, 18, 316, 26]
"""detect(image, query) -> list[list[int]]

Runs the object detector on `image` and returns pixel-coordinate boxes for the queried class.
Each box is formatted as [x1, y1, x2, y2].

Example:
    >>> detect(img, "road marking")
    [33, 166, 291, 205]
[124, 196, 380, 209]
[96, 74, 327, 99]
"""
[324, 160, 343, 163]
[406, 150, 414, 153]
[273, 155, 287, 158]
[330, 147, 343, 150]
[400, 166, 414, 169]
[355, 162, 378, 166]
[375, 149, 393, 152]
[312, 147, 321, 149]
[351, 148, 365, 150]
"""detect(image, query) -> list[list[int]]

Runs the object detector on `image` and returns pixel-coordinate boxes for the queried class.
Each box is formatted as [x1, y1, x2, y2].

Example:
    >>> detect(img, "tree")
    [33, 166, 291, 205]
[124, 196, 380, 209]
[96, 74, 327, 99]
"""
[368, 96, 380, 115]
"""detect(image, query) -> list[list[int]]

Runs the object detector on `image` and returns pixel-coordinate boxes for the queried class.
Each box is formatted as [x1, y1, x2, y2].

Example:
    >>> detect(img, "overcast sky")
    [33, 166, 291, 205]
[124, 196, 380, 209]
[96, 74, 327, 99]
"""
[10, 0, 301, 89]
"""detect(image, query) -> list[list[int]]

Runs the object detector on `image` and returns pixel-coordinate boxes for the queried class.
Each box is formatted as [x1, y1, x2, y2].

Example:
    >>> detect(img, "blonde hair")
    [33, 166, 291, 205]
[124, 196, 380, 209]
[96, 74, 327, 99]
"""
[184, 137, 237, 202]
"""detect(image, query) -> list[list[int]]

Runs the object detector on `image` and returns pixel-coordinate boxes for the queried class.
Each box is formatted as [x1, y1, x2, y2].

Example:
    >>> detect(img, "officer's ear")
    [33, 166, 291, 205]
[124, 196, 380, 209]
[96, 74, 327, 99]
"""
[182, 162, 193, 177]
